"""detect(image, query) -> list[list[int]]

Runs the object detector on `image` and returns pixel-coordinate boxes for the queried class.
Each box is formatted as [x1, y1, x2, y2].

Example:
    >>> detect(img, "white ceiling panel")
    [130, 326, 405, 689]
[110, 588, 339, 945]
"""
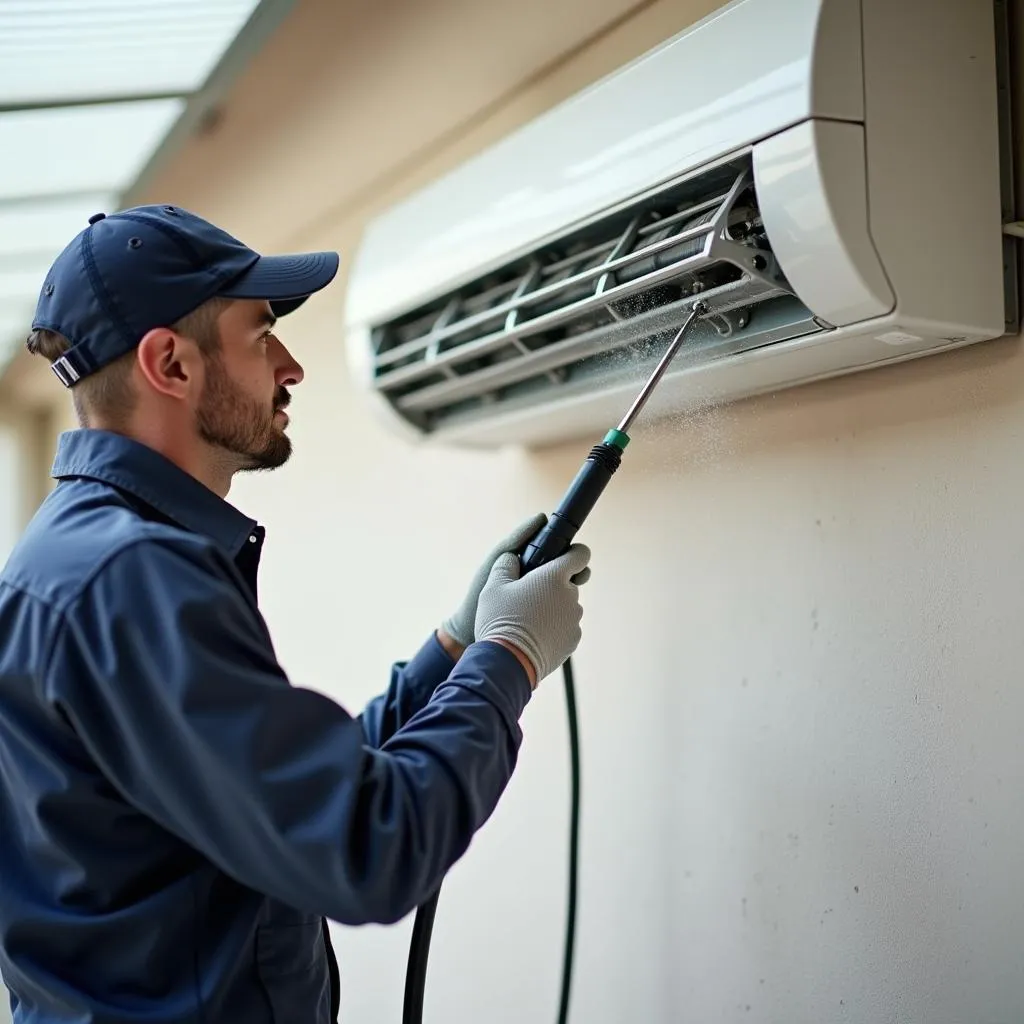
[0, 100, 186, 200]
[0, 0, 283, 382]
[0, 260, 55, 302]
[0, 0, 262, 105]
[0, 304, 35, 368]
[0, 193, 115, 258]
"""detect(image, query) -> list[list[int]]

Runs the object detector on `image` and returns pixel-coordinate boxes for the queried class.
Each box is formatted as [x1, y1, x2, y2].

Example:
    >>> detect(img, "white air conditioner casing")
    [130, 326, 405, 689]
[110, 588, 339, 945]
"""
[343, 0, 1009, 449]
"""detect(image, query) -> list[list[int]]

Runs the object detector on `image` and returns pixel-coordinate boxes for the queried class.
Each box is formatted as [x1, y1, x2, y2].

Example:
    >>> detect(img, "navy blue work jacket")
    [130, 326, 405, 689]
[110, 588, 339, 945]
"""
[0, 428, 531, 1023]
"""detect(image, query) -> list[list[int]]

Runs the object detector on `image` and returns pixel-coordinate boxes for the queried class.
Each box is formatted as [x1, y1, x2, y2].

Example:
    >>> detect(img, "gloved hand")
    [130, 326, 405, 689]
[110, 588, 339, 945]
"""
[474, 544, 591, 684]
[442, 513, 591, 648]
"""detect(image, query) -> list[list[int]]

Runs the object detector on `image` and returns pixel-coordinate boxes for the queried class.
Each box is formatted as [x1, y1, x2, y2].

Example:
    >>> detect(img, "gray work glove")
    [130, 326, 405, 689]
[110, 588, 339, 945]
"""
[441, 513, 591, 648]
[474, 543, 591, 683]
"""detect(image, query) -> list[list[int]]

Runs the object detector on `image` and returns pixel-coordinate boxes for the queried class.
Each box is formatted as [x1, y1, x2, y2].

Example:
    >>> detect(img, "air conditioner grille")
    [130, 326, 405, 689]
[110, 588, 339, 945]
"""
[367, 154, 815, 432]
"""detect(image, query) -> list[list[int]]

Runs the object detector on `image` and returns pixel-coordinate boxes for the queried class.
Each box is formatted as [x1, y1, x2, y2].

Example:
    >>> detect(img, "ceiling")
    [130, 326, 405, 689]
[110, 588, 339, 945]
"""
[0, 0, 295, 378]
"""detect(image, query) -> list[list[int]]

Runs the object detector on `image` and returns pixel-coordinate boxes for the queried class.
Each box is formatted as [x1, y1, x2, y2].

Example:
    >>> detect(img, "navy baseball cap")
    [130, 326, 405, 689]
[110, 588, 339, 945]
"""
[32, 204, 340, 387]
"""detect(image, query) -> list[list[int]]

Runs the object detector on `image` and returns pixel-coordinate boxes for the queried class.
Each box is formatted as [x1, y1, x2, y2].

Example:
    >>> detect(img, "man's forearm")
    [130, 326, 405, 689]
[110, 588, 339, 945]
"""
[359, 633, 456, 747]
[437, 627, 536, 688]
[359, 628, 537, 751]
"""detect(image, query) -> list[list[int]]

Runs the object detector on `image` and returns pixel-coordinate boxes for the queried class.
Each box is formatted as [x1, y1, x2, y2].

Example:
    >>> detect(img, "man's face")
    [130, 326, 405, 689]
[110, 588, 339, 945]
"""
[194, 299, 304, 472]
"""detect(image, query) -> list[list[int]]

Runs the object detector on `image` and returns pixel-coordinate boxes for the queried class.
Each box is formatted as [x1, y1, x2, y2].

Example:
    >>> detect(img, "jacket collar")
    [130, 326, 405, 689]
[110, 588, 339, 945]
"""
[51, 429, 259, 558]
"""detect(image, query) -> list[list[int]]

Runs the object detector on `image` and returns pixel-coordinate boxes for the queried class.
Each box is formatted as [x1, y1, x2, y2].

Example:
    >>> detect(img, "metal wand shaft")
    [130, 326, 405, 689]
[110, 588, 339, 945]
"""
[616, 300, 707, 434]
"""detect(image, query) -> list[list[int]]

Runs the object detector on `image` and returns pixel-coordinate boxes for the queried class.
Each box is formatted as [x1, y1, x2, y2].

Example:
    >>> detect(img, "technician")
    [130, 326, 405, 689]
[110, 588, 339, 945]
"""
[0, 205, 591, 1023]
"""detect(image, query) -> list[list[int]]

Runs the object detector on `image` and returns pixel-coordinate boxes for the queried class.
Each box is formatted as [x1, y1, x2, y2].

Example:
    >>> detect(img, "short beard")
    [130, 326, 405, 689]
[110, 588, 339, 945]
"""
[196, 352, 292, 472]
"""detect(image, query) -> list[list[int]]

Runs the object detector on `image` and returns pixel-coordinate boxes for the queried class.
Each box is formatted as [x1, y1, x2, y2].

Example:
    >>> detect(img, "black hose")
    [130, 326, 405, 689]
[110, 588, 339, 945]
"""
[401, 885, 440, 1024]
[401, 654, 582, 1024]
[556, 654, 580, 1024]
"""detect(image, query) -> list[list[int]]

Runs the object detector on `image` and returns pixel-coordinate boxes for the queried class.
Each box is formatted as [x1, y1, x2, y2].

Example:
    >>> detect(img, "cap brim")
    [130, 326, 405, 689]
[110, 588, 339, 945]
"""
[219, 250, 340, 316]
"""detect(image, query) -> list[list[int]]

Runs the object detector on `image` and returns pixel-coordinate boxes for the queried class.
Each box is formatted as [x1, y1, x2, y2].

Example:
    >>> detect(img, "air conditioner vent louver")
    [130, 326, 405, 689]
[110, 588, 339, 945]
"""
[366, 155, 816, 434]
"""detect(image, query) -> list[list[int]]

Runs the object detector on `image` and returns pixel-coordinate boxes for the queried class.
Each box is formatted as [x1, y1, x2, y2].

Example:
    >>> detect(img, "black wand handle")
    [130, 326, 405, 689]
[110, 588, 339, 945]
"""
[520, 442, 623, 573]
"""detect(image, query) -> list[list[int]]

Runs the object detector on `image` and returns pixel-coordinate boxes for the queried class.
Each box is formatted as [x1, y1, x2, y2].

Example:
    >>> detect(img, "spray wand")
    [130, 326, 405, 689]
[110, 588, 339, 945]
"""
[521, 299, 707, 571]
[402, 299, 709, 1024]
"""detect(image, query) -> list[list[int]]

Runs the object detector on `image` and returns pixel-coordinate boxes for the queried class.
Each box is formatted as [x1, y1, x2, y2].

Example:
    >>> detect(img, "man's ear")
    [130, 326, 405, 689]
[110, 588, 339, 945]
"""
[135, 328, 202, 399]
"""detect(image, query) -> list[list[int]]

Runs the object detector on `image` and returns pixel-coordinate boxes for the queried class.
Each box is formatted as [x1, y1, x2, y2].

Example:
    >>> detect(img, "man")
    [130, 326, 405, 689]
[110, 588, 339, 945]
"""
[0, 205, 591, 1023]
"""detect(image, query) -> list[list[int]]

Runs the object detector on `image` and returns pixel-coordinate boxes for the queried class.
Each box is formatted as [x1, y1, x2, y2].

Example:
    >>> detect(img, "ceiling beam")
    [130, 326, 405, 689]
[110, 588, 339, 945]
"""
[0, 189, 115, 211]
[0, 91, 189, 115]
[122, 0, 298, 207]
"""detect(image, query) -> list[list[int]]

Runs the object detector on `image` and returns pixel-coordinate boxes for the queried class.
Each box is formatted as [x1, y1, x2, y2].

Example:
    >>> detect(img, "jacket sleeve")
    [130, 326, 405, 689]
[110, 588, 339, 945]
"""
[46, 538, 531, 926]
[359, 633, 457, 748]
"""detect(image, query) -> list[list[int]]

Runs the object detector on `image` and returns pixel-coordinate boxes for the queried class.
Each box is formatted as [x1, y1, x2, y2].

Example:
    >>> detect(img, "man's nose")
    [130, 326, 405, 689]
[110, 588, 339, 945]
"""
[272, 336, 304, 387]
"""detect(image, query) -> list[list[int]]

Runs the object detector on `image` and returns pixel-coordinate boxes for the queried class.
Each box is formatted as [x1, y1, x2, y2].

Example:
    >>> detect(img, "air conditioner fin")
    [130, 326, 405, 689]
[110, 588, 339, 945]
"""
[367, 155, 819, 435]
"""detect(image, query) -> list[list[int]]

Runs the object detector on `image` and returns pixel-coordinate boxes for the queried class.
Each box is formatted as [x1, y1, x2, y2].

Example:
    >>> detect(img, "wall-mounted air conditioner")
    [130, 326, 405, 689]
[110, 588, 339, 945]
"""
[343, 0, 1014, 448]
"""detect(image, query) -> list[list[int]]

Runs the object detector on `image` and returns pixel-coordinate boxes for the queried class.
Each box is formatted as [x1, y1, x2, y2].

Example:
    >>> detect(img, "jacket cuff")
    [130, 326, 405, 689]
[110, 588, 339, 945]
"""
[440, 640, 532, 732]
[395, 631, 457, 691]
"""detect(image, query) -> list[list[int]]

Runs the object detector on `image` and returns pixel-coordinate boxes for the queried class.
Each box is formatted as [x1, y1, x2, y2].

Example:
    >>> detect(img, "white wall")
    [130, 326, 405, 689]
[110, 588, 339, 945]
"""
[7, 0, 1023, 1020]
